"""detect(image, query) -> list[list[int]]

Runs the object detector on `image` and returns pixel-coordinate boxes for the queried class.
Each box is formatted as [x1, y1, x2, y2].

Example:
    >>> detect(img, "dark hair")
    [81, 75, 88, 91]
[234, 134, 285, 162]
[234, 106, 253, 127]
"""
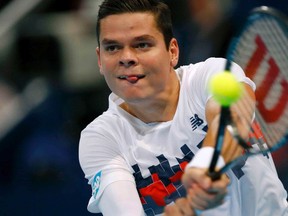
[96, 0, 174, 50]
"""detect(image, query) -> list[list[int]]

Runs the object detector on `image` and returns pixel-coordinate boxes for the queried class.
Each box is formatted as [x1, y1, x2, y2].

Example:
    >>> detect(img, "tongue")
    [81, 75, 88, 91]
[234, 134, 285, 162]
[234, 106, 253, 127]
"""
[126, 76, 138, 83]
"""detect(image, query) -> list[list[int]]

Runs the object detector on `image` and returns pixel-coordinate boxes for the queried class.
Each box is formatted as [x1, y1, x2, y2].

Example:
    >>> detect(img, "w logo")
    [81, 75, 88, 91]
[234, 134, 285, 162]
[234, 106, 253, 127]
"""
[244, 35, 288, 123]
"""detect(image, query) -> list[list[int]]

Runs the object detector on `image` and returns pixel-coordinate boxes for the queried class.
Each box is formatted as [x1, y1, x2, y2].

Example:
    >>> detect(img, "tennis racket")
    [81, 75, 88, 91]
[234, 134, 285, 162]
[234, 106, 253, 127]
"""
[208, 6, 288, 180]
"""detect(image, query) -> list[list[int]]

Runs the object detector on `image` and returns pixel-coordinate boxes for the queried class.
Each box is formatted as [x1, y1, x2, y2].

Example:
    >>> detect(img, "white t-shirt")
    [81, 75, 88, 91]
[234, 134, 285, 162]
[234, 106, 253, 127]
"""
[79, 57, 288, 215]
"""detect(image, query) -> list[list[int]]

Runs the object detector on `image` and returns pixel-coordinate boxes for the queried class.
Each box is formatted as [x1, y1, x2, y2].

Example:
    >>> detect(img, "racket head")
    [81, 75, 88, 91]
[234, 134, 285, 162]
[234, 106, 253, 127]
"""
[226, 6, 288, 153]
[211, 6, 288, 176]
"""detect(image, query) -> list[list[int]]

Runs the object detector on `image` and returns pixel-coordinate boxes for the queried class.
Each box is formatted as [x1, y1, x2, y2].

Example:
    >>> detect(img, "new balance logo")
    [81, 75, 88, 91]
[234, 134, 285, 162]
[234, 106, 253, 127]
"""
[190, 114, 203, 130]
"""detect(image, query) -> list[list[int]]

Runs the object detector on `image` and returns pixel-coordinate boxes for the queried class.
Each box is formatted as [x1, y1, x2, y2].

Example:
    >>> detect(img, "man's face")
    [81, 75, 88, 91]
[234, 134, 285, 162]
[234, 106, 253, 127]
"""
[96, 12, 179, 103]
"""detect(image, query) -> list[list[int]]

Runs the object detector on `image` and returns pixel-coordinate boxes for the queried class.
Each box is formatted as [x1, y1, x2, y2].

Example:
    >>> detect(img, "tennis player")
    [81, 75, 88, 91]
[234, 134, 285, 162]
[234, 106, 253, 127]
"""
[79, 0, 288, 215]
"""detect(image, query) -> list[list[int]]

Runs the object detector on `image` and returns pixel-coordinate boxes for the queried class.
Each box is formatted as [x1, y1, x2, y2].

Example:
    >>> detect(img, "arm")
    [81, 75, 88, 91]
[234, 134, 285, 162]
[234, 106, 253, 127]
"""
[204, 83, 255, 163]
[182, 83, 256, 211]
[79, 122, 145, 215]
[98, 181, 145, 216]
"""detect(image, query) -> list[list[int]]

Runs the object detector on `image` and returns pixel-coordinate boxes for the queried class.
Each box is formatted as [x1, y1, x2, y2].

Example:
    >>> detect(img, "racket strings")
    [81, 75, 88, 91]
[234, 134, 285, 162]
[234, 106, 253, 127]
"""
[234, 16, 288, 80]
[230, 14, 288, 151]
[255, 18, 288, 143]
[232, 87, 285, 152]
[230, 90, 264, 148]
[251, 18, 288, 146]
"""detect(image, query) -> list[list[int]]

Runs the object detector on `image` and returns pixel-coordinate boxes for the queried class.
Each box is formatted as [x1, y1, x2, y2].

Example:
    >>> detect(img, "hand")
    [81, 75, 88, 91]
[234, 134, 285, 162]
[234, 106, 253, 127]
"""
[163, 198, 195, 216]
[204, 83, 256, 163]
[182, 167, 229, 211]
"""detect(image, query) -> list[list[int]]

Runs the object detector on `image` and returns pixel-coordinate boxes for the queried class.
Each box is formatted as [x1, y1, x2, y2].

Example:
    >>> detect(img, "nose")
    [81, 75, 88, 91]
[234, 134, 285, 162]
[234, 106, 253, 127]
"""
[119, 47, 137, 67]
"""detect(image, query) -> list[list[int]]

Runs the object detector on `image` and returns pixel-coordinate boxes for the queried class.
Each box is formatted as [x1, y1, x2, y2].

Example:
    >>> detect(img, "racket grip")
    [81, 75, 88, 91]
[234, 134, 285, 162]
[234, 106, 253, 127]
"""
[207, 170, 221, 181]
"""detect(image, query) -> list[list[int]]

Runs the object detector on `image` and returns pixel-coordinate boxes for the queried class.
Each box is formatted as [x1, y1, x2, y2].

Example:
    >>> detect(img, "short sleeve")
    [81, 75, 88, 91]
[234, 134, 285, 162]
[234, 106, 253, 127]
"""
[79, 120, 135, 213]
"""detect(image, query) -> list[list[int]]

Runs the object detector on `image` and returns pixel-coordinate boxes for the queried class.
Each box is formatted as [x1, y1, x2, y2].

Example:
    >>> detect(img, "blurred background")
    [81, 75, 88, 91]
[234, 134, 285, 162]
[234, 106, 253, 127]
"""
[0, 0, 287, 215]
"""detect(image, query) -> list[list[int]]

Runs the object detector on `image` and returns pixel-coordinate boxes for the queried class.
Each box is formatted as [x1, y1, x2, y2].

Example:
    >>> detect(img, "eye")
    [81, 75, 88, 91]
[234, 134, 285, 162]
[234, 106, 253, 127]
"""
[105, 45, 120, 52]
[136, 42, 150, 49]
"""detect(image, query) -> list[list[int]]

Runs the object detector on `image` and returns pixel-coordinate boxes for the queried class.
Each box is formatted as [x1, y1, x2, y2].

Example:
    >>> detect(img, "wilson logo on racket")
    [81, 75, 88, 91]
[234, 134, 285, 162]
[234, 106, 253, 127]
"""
[245, 35, 288, 123]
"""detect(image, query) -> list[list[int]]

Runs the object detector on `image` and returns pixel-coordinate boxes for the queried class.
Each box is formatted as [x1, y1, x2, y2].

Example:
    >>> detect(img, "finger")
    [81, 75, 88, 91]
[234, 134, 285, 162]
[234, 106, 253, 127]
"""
[187, 176, 229, 210]
[163, 205, 183, 216]
[182, 168, 212, 190]
[187, 185, 214, 210]
[187, 194, 208, 210]
[175, 198, 195, 216]
[188, 187, 226, 210]
[210, 173, 230, 191]
[206, 175, 229, 208]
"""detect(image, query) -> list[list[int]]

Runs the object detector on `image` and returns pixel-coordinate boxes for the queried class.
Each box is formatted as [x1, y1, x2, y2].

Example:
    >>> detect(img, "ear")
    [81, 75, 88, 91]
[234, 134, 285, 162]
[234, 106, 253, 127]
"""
[96, 47, 103, 75]
[169, 38, 179, 67]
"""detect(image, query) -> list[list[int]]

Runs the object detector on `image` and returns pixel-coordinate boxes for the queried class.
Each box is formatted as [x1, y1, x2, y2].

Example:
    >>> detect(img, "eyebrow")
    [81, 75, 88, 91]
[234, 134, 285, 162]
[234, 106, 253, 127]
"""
[101, 39, 118, 46]
[133, 35, 156, 41]
[101, 34, 156, 45]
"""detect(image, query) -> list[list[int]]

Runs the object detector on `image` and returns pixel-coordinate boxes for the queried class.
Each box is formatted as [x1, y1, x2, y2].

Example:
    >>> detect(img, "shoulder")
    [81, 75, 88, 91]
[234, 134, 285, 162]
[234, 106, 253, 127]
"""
[175, 57, 228, 92]
[177, 57, 254, 89]
[81, 93, 128, 137]
[176, 57, 227, 78]
[78, 112, 127, 175]
[80, 110, 126, 143]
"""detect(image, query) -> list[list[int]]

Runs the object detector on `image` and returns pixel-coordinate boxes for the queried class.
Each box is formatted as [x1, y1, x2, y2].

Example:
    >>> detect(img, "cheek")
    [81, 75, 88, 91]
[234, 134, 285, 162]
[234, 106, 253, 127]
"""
[145, 56, 172, 88]
[102, 73, 117, 94]
[97, 60, 114, 83]
[99, 56, 115, 74]
[144, 50, 171, 71]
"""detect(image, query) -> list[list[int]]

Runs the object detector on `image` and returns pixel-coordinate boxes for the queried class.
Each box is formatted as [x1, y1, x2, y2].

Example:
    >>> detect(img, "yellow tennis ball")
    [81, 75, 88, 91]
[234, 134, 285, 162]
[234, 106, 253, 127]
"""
[209, 71, 243, 106]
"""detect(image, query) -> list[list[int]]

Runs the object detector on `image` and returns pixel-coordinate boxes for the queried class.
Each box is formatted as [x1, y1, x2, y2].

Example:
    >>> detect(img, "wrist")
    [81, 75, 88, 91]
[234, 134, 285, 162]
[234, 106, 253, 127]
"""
[185, 147, 225, 170]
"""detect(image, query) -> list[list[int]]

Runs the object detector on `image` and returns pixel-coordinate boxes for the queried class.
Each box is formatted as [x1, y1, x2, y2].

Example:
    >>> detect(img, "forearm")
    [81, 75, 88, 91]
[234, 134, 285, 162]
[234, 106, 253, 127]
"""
[98, 181, 145, 216]
[204, 83, 256, 163]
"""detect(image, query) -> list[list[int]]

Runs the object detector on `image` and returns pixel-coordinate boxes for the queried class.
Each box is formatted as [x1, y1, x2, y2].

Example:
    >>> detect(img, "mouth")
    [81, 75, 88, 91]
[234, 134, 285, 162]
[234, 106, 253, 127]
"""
[118, 74, 145, 83]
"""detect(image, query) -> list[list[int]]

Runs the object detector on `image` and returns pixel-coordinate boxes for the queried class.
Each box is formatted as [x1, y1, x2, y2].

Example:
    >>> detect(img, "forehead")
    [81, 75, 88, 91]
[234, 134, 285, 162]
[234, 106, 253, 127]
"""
[99, 12, 162, 42]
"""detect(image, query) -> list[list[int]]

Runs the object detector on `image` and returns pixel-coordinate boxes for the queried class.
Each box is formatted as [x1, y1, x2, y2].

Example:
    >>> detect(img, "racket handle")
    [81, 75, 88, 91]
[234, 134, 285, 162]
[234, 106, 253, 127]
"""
[207, 170, 221, 181]
[208, 107, 231, 174]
